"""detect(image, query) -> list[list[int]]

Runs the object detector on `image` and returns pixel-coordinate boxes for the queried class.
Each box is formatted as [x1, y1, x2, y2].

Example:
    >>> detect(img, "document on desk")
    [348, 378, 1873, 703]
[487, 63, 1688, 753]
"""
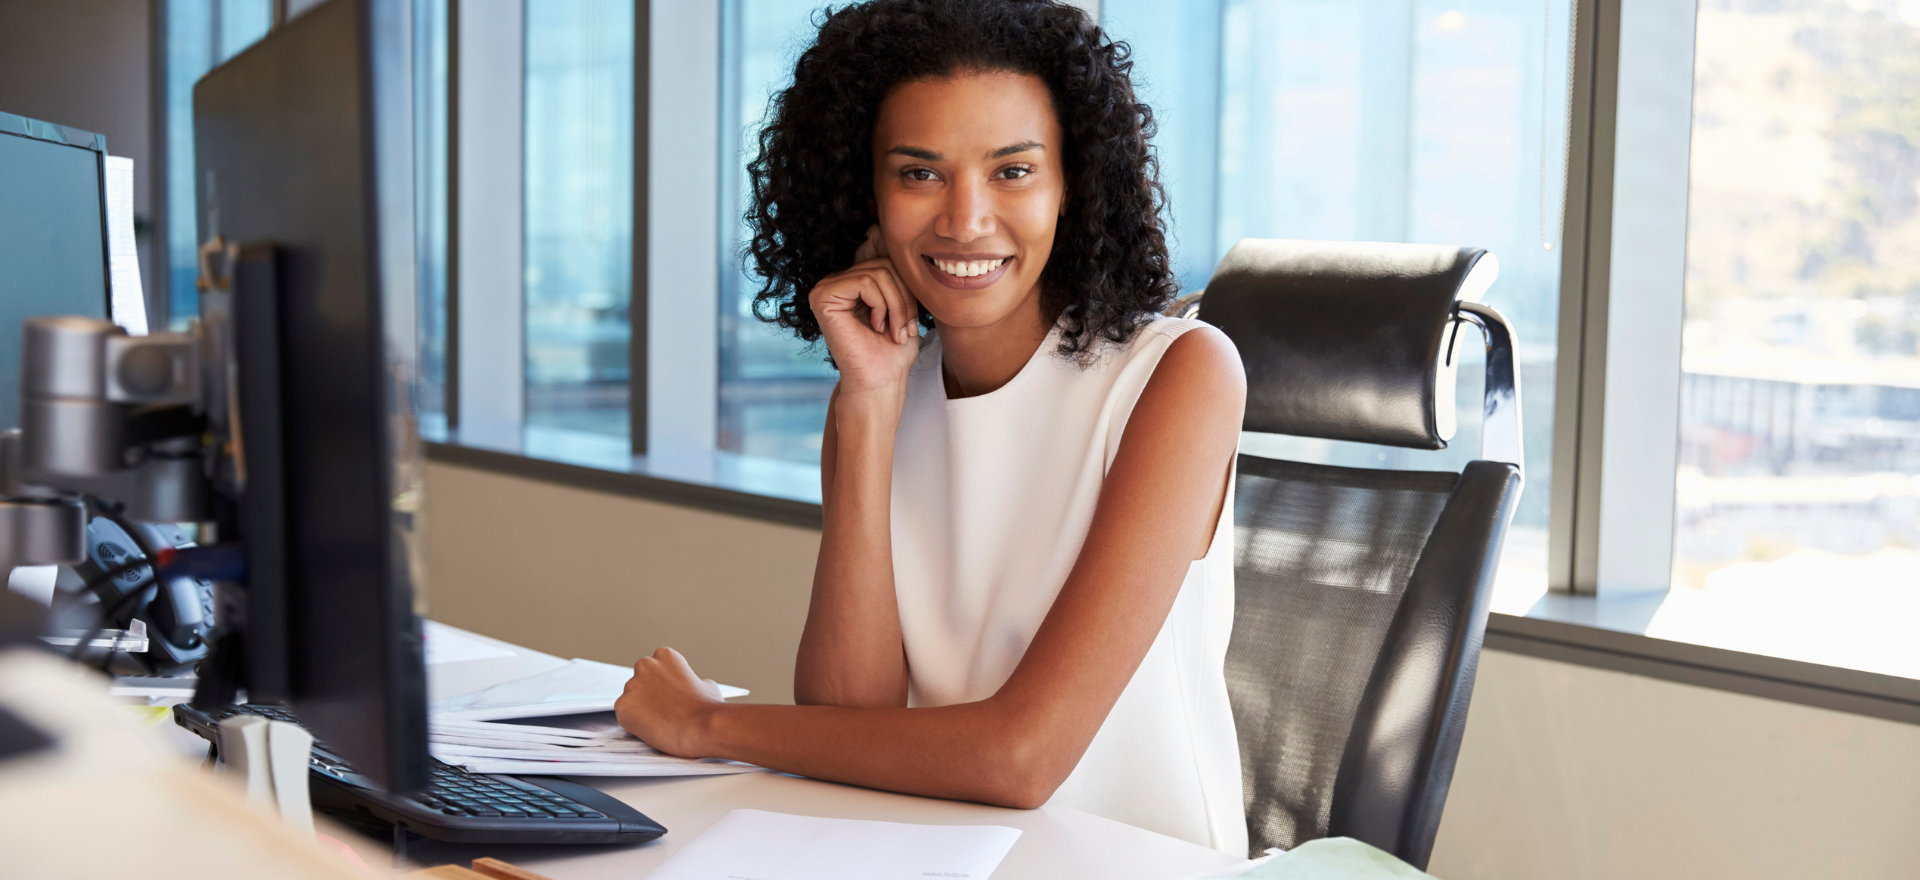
[429, 712, 762, 777]
[431, 658, 748, 722]
[643, 809, 1021, 880]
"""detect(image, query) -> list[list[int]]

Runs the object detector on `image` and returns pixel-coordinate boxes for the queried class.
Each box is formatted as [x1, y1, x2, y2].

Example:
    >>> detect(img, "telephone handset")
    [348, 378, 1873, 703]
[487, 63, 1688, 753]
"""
[60, 518, 214, 673]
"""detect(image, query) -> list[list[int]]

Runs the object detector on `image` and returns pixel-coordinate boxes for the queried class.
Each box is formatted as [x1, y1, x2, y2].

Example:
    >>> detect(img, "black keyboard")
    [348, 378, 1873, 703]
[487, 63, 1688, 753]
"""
[171, 703, 666, 845]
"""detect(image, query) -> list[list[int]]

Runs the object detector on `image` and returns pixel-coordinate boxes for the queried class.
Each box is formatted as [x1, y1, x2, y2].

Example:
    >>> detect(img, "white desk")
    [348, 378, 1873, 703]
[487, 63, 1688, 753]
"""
[348, 623, 1249, 879]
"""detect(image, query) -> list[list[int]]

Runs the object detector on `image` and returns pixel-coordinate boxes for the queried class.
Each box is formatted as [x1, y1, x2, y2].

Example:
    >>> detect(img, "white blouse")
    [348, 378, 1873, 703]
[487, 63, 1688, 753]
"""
[890, 316, 1246, 854]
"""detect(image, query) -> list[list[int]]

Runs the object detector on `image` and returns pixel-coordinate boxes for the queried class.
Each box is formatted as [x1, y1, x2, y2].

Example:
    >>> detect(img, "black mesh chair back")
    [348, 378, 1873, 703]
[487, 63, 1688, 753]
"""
[1188, 239, 1524, 867]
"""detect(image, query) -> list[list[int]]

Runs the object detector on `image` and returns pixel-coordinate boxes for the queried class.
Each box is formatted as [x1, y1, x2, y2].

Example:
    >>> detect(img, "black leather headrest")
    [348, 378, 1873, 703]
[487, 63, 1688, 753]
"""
[1199, 239, 1495, 449]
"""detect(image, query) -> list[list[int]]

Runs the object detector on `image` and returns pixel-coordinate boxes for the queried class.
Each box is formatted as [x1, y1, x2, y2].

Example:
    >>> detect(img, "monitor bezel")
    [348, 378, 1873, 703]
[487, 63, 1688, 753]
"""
[0, 111, 115, 326]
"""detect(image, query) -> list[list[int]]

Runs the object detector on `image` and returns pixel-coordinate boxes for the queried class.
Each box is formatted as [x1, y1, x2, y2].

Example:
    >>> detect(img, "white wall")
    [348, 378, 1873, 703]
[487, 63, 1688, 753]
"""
[425, 461, 1920, 878]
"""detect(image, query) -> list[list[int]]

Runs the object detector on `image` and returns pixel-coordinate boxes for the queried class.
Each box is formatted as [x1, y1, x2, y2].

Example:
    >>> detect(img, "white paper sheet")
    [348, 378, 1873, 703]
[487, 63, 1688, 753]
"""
[426, 711, 765, 777]
[102, 156, 147, 335]
[429, 658, 747, 721]
[423, 624, 518, 665]
[643, 809, 1022, 880]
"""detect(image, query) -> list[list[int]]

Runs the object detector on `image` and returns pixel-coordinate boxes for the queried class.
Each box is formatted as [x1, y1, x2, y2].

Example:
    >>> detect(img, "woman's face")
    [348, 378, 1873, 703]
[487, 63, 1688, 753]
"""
[872, 70, 1066, 331]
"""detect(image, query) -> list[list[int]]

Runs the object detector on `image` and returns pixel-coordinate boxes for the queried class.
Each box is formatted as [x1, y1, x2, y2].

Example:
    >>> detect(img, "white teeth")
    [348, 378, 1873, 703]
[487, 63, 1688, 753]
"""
[933, 258, 1006, 278]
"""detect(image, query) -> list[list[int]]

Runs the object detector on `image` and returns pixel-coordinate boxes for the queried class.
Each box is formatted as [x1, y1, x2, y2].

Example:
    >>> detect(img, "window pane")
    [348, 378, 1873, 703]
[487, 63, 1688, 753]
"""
[1671, 0, 1920, 677]
[523, 0, 635, 439]
[164, 0, 272, 330]
[1106, 0, 1573, 595]
[719, 0, 838, 464]
[415, 0, 450, 424]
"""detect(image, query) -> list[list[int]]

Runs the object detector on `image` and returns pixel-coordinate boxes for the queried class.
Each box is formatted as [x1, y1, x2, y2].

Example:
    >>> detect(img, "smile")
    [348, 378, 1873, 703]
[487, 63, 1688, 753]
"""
[922, 254, 1014, 290]
[929, 257, 1008, 278]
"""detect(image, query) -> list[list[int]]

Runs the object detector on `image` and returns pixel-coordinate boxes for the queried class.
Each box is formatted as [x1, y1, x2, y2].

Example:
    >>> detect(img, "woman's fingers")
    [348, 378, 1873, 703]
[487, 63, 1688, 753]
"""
[844, 262, 916, 344]
[817, 263, 911, 343]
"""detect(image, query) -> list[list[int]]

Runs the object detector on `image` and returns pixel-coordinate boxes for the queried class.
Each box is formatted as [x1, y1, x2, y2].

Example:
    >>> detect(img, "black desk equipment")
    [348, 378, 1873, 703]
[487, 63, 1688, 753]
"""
[172, 702, 665, 846]
[1181, 239, 1524, 867]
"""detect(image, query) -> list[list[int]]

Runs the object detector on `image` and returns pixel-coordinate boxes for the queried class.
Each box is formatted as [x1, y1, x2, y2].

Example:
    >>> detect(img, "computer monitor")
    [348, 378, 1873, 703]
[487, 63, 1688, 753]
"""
[193, 0, 428, 794]
[0, 113, 111, 432]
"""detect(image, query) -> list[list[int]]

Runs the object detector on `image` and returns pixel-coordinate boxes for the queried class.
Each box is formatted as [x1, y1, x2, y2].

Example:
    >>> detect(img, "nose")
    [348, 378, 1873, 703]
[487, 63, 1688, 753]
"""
[933, 175, 994, 243]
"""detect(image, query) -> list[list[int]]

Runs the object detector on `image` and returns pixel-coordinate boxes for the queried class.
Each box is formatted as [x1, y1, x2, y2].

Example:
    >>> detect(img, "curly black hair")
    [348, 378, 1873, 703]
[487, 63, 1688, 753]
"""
[744, 0, 1176, 361]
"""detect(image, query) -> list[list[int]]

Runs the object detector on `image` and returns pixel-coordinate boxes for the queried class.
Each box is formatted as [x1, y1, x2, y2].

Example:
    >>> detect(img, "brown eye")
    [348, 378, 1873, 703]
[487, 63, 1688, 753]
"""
[904, 167, 937, 181]
[999, 166, 1034, 180]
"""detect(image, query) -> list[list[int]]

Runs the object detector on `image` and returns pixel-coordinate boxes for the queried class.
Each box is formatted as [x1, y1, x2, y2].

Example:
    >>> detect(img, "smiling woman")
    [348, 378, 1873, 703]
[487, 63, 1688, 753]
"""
[613, 0, 1251, 856]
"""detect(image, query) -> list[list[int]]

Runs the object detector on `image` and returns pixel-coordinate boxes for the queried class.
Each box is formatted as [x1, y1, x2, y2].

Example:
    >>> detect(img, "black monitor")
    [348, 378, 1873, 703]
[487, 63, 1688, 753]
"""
[0, 112, 111, 431]
[193, 0, 428, 794]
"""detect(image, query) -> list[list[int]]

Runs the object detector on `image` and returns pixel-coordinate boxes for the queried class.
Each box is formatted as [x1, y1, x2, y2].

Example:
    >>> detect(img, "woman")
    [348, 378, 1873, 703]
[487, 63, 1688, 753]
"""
[615, 0, 1248, 853]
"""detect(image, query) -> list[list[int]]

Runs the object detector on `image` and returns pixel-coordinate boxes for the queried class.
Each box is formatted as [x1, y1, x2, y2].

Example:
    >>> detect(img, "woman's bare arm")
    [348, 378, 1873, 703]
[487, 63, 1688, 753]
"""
[619, 327, 1246, 808]
[790, 231, 922, 709]
[793, 382, 911, 708]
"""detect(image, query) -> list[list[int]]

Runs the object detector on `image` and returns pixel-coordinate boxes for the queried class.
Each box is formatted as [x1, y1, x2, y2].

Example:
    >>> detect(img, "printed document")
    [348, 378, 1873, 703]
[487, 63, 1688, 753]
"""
[428, 711, 761, 777]
[430, 657, 746, 721]
[643, 809, 1021, 880]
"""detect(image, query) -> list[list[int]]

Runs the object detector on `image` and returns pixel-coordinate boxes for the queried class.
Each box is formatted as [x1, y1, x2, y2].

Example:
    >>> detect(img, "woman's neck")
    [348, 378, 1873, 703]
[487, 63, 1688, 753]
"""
[937, 293, 1052, 399]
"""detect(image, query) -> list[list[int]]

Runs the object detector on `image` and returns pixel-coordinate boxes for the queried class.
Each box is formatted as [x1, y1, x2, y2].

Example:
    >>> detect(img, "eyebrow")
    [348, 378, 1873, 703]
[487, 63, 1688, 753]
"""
[884, 141, 1048, 161]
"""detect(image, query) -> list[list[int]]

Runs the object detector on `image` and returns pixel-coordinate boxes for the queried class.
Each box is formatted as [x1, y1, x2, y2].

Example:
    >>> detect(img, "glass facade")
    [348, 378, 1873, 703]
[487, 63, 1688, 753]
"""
[162, 0, 273, 330]
[415, 0, 451, 423]
[523, 0, 636, 439]
[718, 0, 840, 464]
[1665, 0, 1920, 677]
[1105, 0, 1572, 585]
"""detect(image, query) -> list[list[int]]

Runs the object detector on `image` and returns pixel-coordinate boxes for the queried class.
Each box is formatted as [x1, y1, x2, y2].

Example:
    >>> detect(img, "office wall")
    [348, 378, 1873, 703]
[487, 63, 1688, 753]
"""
[1428, 651, 1920, 879]
[423, 462, 819, 704]
[426, 461, 1920, 878]
[0, 0, 154, 301]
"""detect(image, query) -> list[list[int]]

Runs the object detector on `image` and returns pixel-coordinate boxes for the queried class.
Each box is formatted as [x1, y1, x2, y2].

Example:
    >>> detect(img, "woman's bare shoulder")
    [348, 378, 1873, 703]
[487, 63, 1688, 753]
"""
[1144, 322, 1245, 408]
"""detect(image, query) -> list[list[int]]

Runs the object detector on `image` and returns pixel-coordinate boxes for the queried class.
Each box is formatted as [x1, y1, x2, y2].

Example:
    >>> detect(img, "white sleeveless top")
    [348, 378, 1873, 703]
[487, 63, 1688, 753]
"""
[890, 316, 1246, 855]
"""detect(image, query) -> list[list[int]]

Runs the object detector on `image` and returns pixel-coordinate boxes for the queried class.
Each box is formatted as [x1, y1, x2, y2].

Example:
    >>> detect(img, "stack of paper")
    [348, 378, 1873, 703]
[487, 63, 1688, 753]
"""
[430, 658, 748, 722]
[429, 712, 762, 777]
[428, 659, 757, 777]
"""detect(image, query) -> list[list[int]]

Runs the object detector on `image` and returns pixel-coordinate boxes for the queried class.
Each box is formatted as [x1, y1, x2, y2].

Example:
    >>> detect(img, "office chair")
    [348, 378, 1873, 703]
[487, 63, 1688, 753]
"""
[1180, 239, 1523, 867]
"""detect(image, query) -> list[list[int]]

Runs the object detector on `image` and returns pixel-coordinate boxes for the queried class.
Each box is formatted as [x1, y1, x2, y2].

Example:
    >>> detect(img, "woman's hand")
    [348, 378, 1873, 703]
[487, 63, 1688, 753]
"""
[809, 225, 921, 400]
[614, 647, 726, 757]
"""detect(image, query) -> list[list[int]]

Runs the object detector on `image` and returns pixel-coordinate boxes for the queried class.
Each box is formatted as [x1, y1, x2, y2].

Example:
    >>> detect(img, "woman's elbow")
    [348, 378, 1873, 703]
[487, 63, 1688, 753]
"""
[976, 726, 1075, 810]
[980, 777, 1056, 811]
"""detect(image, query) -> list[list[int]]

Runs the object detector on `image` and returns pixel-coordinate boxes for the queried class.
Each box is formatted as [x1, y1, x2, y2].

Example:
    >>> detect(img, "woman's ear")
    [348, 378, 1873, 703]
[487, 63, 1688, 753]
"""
[853, 223, 887, 262]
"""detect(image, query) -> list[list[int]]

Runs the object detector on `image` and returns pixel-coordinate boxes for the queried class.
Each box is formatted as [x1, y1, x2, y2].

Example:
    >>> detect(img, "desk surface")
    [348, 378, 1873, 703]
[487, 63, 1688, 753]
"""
[357, 623, 1249, 880]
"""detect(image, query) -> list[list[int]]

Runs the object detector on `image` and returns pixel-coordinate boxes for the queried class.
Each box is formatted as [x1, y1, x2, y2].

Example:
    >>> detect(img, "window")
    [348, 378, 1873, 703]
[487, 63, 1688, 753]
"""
[419, 0, 1920, 704]
[159, 0, 274, 330]
[718, 0, 840, 464]
[1104, 0, 1574, 590]
[1662, 0, 1920, 678]
[523, 0, 636, 439]
[416, 0, 452, 424]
